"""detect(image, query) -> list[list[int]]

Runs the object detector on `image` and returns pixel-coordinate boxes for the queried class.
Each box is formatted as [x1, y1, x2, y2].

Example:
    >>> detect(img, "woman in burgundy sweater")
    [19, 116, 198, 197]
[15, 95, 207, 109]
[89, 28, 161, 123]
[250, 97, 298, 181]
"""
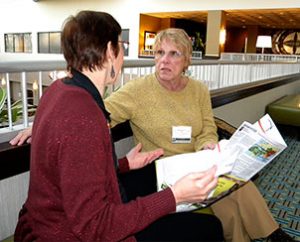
[14, 11, 223, 241]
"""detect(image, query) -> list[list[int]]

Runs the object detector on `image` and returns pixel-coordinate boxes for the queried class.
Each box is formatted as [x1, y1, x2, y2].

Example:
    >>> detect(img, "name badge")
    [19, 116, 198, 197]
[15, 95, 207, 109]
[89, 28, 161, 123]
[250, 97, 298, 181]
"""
[172, 126, 192, 143]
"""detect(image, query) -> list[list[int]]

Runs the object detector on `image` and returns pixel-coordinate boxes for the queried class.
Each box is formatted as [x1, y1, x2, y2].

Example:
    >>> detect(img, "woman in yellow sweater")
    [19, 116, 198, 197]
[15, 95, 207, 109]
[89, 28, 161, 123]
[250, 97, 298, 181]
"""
[105, 28, 294, 242]
[11, 28, 295, 242]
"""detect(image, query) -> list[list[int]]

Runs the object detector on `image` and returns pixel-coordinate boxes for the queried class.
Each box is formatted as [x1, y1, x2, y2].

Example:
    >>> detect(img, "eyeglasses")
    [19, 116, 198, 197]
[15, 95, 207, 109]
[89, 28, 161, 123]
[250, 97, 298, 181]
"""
[119, 40, 130, 51]
[154, 50, 183, 59]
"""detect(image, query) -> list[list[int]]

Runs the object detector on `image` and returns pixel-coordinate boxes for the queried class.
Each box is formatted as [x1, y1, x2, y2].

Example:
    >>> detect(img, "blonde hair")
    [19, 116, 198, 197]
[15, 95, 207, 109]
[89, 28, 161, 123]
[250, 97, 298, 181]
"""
[154, 28, 192, 71]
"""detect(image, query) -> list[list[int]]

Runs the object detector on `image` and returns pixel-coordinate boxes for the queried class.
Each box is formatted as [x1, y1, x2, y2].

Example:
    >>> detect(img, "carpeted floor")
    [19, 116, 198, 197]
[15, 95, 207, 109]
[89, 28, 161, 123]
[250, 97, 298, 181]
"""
[253, 125, 300, 241]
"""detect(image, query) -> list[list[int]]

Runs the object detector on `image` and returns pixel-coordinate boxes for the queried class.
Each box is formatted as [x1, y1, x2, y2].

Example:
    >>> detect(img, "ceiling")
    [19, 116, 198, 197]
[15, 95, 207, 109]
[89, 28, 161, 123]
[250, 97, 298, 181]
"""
[146, 8, 300, 29]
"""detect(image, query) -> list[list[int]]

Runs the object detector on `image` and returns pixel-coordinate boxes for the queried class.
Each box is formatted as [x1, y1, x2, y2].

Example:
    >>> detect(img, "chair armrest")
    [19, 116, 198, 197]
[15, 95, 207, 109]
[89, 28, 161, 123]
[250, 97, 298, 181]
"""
[214, 116, 237, 140]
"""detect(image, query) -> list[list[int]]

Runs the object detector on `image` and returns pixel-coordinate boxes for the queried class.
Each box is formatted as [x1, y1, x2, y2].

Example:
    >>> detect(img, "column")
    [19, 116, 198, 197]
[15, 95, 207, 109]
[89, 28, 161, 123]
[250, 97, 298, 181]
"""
[205, 10, 226, 58]
[245, 25, 258, 53]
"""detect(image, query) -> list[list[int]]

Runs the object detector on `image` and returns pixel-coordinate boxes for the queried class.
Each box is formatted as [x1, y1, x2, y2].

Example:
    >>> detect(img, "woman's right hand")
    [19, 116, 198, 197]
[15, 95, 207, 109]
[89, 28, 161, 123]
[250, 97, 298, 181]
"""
[9, 127, 33, 146]
[170, 166, 218, 205]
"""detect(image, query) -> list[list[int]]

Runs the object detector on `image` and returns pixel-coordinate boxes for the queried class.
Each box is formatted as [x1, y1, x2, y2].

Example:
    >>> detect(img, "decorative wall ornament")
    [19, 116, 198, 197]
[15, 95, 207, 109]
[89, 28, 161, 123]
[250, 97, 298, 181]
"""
[273, 30, 300, 55]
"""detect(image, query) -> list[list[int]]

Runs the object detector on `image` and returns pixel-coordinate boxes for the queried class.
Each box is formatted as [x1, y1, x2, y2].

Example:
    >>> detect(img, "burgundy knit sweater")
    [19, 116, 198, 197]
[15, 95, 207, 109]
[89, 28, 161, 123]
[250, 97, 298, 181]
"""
[14, 75, 175, 242]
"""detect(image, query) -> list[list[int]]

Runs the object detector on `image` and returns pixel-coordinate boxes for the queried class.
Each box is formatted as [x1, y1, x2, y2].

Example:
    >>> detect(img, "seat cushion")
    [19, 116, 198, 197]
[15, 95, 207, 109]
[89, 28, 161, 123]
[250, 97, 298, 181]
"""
[266, 94, 300, 127]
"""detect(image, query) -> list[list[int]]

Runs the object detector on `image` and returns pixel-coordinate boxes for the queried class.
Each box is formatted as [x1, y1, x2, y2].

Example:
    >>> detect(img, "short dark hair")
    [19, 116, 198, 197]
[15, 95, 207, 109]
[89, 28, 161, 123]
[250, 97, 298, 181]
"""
[61, 10, 121, 72]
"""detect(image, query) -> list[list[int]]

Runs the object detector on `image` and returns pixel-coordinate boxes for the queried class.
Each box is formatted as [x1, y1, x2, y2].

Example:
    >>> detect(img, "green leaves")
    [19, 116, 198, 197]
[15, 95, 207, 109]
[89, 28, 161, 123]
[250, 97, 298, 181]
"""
[0, 87, 7, 124]
[0, 86, 6, 112]
[0, 86, 37, 126]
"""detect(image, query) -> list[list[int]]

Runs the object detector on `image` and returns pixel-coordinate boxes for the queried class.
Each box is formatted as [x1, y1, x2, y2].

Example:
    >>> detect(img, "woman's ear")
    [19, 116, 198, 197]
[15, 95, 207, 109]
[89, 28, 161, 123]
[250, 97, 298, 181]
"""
[106, 41, 116, 79]
[106, 41, 116, 61]
[184, 56, 192, 71]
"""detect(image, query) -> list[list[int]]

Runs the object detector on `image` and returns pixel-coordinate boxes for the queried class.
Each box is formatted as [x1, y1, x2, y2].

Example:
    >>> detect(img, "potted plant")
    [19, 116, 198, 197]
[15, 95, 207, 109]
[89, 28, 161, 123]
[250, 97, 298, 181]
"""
[0, 86, 37, 128]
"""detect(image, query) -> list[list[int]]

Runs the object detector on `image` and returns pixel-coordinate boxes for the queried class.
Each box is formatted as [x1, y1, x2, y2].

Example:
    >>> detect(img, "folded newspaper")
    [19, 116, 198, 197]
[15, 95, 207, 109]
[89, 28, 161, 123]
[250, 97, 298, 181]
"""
[156, 114, 287, 212]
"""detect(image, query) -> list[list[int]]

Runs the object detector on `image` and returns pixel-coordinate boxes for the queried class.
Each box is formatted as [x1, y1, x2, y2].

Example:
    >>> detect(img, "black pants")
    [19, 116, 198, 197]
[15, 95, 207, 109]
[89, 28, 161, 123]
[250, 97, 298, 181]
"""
[119, 162, 157, 200]
[135, 211, 224, 241]
[119, 163, 224, 241]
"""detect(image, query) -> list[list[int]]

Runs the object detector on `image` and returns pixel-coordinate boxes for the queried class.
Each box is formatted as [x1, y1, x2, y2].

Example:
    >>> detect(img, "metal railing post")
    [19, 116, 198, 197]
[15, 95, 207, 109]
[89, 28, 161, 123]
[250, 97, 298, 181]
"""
[5, 73, 13, 130]
[38, 71, 43, 99]
[21, 72, 28, 127]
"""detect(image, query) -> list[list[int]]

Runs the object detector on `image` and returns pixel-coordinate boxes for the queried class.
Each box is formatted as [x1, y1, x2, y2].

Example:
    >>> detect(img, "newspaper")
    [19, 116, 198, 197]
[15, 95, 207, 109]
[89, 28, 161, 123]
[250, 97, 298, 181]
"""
[156, 114, 287, 212]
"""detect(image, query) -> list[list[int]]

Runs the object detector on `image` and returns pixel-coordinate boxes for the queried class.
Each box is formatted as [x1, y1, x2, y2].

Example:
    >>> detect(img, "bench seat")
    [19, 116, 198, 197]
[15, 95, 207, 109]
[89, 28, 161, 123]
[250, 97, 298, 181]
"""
[266, 94, 300, 127]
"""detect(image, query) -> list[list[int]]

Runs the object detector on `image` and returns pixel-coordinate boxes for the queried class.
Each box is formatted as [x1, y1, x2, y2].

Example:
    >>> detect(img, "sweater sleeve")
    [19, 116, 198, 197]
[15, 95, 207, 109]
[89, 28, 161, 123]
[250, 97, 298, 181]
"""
[105, 79, 138, 128]
[118, 157, 130, 173]
[58, 99, 176, 241]
[194, 84, 218, 150]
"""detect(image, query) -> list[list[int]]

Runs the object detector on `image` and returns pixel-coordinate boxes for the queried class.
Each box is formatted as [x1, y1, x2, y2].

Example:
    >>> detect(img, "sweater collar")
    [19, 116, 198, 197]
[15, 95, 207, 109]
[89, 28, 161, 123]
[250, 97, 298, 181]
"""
[64, 69, 111, 122]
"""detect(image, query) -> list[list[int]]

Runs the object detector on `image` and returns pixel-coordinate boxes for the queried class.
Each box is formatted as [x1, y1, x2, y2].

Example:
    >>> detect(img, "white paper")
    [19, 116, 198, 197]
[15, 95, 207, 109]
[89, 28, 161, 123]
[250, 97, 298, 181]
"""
[156, 114, 287, 211]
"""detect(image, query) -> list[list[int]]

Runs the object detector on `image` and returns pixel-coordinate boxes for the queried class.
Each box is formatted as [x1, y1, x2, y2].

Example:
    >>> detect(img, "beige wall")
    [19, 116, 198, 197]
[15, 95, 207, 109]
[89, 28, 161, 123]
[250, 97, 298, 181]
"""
[213, 80, 300, 127]
[1, 0, 300, 58]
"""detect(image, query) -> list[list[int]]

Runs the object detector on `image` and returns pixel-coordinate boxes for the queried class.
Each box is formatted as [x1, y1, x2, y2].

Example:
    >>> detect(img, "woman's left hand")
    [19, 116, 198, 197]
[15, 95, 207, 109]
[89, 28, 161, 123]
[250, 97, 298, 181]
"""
[126, 143, 164, 170]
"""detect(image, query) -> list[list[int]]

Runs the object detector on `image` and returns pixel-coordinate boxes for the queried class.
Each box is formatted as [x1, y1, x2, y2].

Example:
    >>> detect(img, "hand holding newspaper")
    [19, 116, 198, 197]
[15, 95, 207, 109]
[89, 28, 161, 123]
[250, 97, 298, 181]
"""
[156, 114, 287, 212]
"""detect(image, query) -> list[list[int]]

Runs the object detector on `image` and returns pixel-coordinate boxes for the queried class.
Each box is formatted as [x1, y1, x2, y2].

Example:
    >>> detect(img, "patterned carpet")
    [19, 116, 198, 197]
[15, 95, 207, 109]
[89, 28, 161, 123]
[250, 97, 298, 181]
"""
[253, 125, 300, 241]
